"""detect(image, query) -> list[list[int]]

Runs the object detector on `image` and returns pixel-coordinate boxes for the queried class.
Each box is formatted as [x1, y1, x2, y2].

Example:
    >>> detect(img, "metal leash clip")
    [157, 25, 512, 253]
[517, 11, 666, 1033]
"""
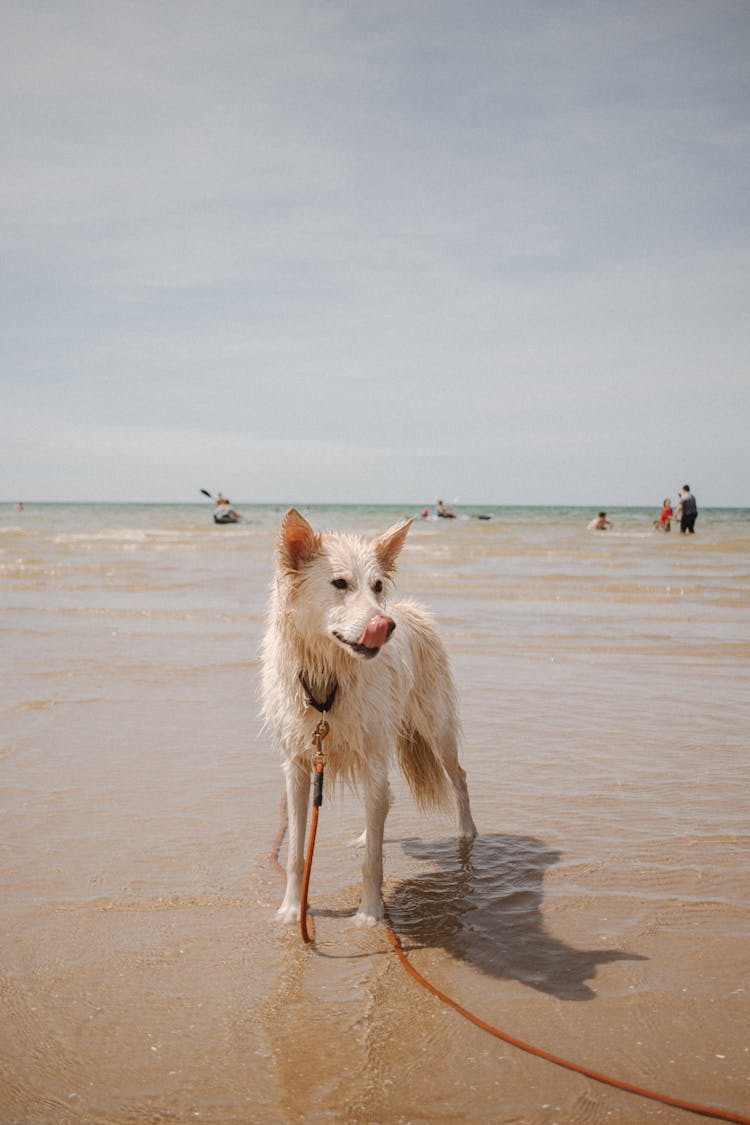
[311, 718, 329, 764]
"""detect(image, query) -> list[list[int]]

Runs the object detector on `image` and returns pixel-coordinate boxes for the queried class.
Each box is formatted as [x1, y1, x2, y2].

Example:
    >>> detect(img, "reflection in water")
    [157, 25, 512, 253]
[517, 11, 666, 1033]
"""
[387, 834, 645, 1000]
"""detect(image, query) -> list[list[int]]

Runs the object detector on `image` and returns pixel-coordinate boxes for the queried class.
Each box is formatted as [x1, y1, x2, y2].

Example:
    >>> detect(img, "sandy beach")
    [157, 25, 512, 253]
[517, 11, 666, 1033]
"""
[1, 503, 748, 1124]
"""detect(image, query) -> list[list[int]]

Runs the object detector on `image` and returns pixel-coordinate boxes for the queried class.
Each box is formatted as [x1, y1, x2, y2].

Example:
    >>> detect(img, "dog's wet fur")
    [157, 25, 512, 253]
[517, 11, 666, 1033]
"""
[261, 508, 477, 926]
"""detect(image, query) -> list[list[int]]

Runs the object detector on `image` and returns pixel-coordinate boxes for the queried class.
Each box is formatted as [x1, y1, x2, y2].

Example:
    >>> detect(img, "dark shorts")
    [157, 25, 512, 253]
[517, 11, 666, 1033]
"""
[681, 513, 697, 533]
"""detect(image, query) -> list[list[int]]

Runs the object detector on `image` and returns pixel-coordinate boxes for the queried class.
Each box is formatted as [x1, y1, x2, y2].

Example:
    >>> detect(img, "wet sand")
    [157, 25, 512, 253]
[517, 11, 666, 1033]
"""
[1, 504, 748, 1123]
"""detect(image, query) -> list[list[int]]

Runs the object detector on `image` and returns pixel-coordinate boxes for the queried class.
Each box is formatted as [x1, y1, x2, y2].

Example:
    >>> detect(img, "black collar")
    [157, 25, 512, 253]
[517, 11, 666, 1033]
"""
[299, 671, 337, 714]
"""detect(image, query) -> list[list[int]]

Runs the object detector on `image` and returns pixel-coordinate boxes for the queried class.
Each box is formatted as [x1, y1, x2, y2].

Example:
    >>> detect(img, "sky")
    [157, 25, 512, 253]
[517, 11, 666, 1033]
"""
[2, 1, 748, 507]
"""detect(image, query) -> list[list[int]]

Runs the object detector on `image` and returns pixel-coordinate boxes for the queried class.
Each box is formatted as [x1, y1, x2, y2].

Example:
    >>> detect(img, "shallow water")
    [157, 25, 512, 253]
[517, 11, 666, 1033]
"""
[1, 503, 748, 1123]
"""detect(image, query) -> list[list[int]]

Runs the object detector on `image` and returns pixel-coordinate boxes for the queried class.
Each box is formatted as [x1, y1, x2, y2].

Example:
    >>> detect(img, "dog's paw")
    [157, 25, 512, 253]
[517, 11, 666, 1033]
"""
[353, 904, 384, 928]
[458, 816, 478, 840]
[276, 901, 301, 923]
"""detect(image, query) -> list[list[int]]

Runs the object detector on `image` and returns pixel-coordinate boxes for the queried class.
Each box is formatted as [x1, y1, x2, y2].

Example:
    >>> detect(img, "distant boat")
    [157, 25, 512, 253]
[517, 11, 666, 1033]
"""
[214, 509, 241, 524]
[201, 489, 243, 524]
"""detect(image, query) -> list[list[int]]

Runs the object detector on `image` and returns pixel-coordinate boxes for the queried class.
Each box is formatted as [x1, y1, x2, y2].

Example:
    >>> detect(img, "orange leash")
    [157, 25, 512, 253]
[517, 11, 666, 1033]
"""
[299, 718, 330, 944]
[384, 919, 749, 1124]
[299, 761, 324, 944]
[278, 793, 749, 1124]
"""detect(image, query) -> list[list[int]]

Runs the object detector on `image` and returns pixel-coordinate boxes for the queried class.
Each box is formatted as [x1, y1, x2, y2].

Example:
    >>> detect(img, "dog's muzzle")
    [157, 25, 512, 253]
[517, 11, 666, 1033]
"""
[334, 614, 396, 658]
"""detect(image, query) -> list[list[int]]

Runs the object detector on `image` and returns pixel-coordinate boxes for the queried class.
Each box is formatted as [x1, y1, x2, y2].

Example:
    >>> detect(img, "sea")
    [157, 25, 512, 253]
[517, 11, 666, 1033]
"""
[2, 502, 749, 1124]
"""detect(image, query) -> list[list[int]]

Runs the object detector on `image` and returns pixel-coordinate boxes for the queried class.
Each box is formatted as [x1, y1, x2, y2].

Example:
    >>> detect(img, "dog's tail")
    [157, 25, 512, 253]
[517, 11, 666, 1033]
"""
[397, 725, 453, 812]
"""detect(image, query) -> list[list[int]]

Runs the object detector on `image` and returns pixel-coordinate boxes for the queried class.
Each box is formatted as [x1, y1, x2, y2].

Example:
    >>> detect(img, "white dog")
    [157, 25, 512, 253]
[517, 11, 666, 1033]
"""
[261, 508, 477, 927]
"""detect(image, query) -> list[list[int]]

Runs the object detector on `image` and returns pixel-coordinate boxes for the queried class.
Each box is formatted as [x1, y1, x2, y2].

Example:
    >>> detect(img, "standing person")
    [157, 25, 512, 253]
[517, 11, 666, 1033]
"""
[675, 485, 698, 534]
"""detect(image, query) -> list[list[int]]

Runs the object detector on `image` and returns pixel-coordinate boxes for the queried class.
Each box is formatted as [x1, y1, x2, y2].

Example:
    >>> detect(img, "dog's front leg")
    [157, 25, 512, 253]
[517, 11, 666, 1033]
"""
[278, 758, 310, 922]
[354, 768, 389, 927]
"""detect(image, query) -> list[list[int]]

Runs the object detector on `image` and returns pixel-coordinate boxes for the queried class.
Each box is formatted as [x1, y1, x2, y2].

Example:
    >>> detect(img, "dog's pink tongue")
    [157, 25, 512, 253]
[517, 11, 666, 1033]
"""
[360, 614, 394, 649]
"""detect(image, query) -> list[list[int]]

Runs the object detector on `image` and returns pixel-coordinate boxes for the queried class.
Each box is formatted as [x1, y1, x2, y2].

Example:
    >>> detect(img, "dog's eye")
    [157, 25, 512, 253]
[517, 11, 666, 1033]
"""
[373, 579, 383, 594]
[331, 578, 348, 591]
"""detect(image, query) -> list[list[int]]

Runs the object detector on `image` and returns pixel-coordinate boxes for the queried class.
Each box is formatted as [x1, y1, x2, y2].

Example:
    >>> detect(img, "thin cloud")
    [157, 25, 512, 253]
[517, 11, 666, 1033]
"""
[1, 1, 748, 504]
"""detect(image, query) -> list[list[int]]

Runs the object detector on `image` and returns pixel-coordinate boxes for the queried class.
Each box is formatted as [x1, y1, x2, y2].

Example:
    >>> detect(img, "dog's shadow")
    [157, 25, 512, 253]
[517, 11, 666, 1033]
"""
[386, 833, 645, 1001]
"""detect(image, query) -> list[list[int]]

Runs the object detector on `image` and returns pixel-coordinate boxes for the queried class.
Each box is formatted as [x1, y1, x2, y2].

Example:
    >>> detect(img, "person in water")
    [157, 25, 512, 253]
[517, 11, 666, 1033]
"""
[436, 499, 456, 519]
[214, 496, 240, 523]
[675, 485, 698, 534]
[587, 511, 613, 530]
[653, 498, 673, 531]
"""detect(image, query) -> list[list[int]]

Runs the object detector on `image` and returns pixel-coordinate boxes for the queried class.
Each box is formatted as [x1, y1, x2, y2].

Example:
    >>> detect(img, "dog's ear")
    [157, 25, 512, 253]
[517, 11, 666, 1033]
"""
[373, 518, 413, 576]
[278, 508, 323, 572]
